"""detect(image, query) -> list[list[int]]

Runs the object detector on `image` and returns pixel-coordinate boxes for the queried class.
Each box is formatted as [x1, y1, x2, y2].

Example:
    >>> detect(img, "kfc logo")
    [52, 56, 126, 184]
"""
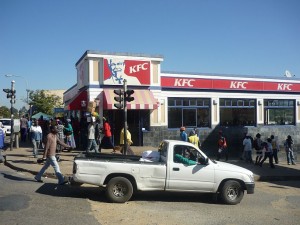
[174, 79, 195, 87]
[278, 83, 292, 91]
[230, 81, 248, 89]
[129, 63, 149, 74]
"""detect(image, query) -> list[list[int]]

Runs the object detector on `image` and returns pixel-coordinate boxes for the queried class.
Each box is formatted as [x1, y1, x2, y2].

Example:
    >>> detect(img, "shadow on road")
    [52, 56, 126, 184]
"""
[35, 184, 221, 205]
[1, 172, 34, 182]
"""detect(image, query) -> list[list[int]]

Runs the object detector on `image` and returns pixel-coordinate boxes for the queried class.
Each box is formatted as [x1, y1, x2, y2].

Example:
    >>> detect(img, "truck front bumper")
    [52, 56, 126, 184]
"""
[245, 182, 255, 194]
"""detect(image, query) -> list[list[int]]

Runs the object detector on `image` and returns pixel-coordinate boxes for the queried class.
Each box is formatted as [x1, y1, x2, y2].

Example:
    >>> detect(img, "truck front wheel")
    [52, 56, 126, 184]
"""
[220, 180, 244, 205]
[106, 177, 133, 203]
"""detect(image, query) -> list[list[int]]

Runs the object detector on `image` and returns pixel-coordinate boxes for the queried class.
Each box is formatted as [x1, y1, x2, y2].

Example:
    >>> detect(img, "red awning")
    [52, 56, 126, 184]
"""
[65, 90, 87, 110]
[103, 89, 158, 110]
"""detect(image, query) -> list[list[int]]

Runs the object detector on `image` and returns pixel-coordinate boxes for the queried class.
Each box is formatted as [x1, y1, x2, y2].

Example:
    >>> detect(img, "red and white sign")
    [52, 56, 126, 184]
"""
[161, 77, 300, 92]
[103, 58, 150, 85]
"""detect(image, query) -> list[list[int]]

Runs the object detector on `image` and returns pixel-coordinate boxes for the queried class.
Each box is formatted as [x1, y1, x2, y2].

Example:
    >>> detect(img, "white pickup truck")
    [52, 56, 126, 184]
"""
[72, 140, 255, 205]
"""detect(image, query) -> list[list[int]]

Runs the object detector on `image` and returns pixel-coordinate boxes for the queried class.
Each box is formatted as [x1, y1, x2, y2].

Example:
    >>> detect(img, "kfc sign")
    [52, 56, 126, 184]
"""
[230, 81, 248, 89]
[161, 76, 300, 92]
[103, 58, 150, 85]
[129, 63, 149, 73]
[174, 79, 195, 87]
[278, 83, 292, 91]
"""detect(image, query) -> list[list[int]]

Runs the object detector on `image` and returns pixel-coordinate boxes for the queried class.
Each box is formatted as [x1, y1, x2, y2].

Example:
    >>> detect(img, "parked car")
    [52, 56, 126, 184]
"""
[0, 118, 11, 135]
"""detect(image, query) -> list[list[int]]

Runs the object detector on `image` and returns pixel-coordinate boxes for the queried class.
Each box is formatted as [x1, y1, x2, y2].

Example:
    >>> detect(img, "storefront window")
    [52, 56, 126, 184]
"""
[220, 98, 256, 126]
[264, 99, 295, 125]
[168, 98, 211, 128]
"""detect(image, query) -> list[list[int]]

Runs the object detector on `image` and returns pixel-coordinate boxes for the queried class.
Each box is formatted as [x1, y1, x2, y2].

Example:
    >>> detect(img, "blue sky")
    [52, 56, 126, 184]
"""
[1, 0, 299, 109]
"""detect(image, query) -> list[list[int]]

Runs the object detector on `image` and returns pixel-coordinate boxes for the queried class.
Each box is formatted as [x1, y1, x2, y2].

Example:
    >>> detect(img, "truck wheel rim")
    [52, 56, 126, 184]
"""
[112, 183, 127, 197]
[227, 187, 238, 200]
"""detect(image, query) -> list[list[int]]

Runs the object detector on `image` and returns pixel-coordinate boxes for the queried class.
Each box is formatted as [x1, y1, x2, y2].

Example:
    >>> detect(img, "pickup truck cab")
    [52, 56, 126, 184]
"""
[72, 140, 255, 205]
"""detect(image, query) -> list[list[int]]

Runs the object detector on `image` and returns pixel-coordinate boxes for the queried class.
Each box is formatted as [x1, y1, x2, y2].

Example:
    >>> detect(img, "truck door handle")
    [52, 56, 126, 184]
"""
[173, 167, 180, 171]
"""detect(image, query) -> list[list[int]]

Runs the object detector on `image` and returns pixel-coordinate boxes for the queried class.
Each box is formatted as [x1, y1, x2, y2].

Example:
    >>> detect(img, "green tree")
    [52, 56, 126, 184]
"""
[0, 106, 19, 118]
[0, 106, 10, 118]
[29, 90, 62, 115]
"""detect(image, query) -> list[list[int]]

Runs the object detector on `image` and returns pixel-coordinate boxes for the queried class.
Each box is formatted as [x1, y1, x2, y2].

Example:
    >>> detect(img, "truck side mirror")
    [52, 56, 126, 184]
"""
[198, 157, 208, 165]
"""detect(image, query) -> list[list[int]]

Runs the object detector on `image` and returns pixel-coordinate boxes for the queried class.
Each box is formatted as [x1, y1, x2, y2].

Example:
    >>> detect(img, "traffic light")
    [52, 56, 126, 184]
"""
[125, 89, 134, 102]
[114, 89, 124, 109]
[3, 88, 11, 98]
[3, 88, 16, 102]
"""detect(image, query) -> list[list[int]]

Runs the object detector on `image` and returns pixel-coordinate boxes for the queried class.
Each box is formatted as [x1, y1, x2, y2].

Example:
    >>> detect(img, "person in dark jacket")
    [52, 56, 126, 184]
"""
[284, 135, 296, 165]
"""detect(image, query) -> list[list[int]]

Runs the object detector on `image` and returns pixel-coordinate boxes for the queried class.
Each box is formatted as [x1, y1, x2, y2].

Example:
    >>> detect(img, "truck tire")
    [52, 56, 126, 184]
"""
[220, 180, 244, 205]
[106, 177, 133, 203]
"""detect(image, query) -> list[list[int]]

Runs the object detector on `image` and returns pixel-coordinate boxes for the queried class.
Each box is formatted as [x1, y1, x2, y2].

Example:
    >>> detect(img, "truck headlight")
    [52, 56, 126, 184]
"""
[248, 174, 254, 182]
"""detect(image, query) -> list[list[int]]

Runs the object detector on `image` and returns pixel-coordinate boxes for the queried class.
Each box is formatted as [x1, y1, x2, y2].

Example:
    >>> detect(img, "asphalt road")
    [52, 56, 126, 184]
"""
[1, 163, 300, 225]
[0, 165, 100, 225]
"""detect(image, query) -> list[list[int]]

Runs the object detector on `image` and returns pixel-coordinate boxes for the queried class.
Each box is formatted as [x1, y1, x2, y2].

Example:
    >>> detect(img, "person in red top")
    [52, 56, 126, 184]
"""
[217, 130, 228, 161]
[99, 117, 114, 152]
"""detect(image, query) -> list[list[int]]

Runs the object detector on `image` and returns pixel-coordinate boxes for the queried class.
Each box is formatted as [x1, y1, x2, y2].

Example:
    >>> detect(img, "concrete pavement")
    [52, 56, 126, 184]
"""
[1, 142, 300, 182]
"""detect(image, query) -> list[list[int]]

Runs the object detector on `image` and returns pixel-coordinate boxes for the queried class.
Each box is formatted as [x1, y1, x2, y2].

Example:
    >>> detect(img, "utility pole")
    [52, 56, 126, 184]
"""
[10, 81, 15, 151]
[113, 79, 135, 155]
[3, 81, 16, 150]
[123, 80, 128, 155]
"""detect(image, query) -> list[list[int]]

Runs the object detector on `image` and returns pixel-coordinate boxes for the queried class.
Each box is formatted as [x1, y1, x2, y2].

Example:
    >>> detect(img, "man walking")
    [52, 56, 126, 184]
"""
[86, 119, 99, 153]
[34, 126, 71, 185]
[20, 115, 28, 142]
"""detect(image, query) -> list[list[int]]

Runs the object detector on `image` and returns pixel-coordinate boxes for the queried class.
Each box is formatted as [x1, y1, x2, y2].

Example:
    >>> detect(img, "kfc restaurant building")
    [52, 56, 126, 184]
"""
[64, 51, 300, 155]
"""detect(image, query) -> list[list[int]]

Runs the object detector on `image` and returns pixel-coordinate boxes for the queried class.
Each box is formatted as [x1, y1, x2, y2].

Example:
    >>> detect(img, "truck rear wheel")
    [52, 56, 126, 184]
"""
[220, 180, 244, 205]
[106, 177, 133, 203]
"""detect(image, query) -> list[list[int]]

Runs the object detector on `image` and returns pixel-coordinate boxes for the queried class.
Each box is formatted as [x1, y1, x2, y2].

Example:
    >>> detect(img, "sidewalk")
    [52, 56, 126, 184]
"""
[1, 144, 300, 182]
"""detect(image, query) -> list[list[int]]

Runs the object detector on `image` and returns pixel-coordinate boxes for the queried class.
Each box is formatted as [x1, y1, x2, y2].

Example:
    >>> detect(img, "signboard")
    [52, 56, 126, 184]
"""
[103, 58, 150, 85]
[161, 76, 300, 92]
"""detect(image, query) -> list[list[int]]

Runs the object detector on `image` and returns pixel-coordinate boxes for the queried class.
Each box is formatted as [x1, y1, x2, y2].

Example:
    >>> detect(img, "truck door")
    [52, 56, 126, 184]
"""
[166, 144, 215, 192]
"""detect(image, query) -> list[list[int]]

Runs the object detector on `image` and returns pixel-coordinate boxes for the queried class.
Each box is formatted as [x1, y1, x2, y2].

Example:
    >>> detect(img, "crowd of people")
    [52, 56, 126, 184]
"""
[242, 133, 296, 167]
[24, 115, 133, 184]
[179, 125, 297, 167]
[17, 115, 135, 157]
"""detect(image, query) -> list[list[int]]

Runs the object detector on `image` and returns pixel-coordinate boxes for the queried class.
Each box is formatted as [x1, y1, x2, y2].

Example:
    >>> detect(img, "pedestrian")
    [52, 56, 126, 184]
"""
[86, 119, 99, 153]
[29, 119, 43, 158]
[179, 126, 187, 142]
[71, 117, 80, 148]
[120, 125, 134, 155]
[41, 119, 50, 149]
[64, 119, 76, 150]
[27, 118, 32, 142]
[94, 117, 102, 146]
[259, 138, 275, 168]
[284, 135, 296, 165]
[34, 126, 71, 185]
[188, 130, 201, 148]
[253, 133, 263, 165]
[243, 135, 253, 163]
[99, 117, 114, 152]
[0, 122, 5, 150]
[20, 115, 28, 142]
[55, 119, 65, 161]
[217, 130, 228, 161]
[270, 135, 279, 164]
